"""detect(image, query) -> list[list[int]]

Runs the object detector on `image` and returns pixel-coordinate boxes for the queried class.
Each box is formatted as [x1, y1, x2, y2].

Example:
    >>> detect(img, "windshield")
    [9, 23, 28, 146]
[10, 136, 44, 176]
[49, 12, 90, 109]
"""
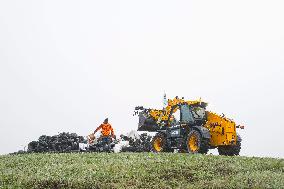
[180, 105, 194, 123]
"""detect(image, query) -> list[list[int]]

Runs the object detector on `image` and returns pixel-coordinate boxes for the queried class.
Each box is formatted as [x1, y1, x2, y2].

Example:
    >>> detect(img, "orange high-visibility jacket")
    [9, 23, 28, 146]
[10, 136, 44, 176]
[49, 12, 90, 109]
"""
[94, 123, 114, 136]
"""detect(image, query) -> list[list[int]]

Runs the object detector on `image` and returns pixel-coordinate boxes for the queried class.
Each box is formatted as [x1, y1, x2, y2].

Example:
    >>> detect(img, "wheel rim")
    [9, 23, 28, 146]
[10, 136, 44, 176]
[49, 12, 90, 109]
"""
[188, 133, 199, 152]
[153, 137, 163, 152]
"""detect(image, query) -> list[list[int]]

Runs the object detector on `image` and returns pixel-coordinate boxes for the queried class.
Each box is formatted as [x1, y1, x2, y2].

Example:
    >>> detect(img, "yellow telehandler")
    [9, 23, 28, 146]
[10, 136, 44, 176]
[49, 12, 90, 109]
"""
[134, 96, 244, 155]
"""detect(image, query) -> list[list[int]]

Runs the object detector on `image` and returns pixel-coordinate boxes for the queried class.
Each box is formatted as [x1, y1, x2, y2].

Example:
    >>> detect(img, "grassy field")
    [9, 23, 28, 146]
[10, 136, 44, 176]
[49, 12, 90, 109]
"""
[0, 153, 283, 189]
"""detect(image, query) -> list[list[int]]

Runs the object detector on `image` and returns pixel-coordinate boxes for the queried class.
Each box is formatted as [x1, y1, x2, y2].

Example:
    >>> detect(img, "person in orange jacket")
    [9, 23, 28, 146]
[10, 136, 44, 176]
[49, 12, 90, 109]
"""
[94, 118, 116, 140]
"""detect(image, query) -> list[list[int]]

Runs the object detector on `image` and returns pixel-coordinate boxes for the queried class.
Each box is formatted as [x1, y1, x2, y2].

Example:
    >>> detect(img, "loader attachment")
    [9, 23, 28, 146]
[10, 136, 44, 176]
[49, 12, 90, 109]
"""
[137, 112, 159, 132]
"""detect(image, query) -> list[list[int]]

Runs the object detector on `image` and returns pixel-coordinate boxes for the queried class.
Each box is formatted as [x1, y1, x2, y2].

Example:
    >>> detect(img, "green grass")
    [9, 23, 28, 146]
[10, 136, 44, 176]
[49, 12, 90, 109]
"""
[0, 153, 283, 189]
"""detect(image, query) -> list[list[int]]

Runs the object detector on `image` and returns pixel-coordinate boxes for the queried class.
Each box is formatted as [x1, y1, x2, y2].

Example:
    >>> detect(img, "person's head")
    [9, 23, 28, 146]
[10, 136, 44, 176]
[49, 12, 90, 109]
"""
[103, 118, 108, 124]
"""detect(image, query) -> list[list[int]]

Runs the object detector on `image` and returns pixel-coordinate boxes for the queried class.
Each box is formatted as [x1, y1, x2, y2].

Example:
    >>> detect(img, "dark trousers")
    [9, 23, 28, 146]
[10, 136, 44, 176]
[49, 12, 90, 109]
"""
[99, 136, 112, 144]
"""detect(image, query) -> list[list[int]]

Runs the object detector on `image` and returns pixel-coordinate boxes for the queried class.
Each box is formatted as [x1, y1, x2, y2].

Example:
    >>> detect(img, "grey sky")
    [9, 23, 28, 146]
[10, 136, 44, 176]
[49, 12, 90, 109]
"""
[0, 1, 283, 157]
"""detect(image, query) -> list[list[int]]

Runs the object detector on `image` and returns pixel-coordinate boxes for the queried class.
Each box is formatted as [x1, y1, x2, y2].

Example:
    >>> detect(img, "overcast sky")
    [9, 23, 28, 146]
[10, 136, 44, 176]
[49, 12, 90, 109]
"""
[0, 1, 283, 157]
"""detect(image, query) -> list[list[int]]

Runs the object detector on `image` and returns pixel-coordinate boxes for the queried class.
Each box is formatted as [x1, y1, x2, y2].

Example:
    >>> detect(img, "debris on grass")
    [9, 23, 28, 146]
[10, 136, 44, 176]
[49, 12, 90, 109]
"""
[12, 131, 153, 154]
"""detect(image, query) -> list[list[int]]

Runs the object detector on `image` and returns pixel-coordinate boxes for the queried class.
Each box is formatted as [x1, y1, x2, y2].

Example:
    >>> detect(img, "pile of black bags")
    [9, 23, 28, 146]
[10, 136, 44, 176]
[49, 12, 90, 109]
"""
[12, 132, 153, 154]
[27, 132, 85, 153]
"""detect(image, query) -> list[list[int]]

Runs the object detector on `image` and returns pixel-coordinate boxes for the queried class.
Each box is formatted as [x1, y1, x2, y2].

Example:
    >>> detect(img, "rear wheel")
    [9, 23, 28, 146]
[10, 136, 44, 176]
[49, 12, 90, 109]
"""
[186, 130, 209, 154]
[218, 134, 241, 156]
[151, 133, 167, 152]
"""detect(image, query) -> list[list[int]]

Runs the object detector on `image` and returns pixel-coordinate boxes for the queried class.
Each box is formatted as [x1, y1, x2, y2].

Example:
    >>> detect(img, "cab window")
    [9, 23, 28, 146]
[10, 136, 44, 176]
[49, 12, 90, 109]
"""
[180, 105, 194, 124]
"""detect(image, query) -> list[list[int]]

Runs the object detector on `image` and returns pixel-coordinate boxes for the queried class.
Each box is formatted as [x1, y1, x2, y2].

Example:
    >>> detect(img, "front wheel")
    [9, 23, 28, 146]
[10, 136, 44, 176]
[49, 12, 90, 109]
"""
[151, 133, 167, 152]
[186, 130, 209, 154]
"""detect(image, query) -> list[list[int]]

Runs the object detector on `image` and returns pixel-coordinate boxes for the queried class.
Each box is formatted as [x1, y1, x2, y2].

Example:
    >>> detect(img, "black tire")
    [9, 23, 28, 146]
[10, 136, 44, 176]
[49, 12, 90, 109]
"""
[151, 133, 170, 152]
[218, 134, 242, 156]
[186, 130, 209, 154]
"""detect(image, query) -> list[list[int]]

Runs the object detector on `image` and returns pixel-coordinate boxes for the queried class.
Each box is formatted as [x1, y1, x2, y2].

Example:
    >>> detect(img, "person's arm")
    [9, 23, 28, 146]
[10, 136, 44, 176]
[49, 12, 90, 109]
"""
[94, 124, 102, 134]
